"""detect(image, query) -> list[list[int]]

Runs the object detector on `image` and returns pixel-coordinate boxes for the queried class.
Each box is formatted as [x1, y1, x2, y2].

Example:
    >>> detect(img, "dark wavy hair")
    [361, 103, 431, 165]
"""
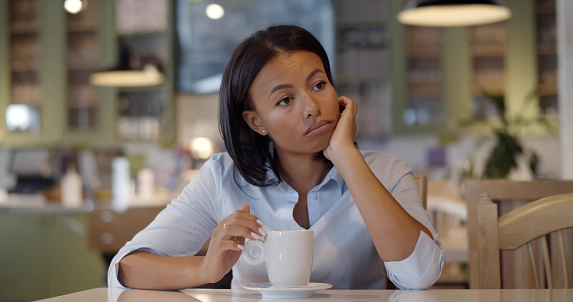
[219, 25, 334, 187]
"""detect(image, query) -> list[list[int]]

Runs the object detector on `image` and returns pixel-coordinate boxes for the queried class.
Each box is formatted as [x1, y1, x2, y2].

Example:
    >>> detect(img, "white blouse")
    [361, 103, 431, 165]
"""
[108, 150, 444, 290]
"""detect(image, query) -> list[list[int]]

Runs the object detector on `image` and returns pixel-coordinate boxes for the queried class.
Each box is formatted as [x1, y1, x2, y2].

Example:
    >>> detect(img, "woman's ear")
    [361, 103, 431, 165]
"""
[242, 110, 268, 136]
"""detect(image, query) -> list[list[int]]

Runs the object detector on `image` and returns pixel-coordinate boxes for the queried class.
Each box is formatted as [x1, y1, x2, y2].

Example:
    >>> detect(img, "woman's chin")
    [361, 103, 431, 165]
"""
[314, 141, 331, 154]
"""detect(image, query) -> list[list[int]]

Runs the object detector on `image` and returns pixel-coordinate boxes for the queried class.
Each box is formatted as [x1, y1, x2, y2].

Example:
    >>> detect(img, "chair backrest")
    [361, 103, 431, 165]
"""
[413, 175, 427, 209]
[465, 179, 573, 288]
[477, 192, 573, 289]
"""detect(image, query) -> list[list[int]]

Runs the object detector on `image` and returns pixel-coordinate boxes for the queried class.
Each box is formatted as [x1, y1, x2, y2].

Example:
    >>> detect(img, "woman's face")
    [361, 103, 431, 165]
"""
[243, 51, 340, 157]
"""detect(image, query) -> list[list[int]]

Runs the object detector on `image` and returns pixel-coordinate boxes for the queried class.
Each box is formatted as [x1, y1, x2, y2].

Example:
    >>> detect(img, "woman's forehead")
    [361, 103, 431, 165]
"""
[260, 51, 324, 80]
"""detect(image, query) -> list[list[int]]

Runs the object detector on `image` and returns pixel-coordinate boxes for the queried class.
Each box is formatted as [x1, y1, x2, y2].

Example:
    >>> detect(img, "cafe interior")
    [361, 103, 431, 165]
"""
[1, 0, 572, 301]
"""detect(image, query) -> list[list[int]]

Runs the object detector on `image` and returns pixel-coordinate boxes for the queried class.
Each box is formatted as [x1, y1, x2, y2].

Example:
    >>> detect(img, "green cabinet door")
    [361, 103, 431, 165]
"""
[0, 0, 64, 148]
[0, 211, 106, 302]
[389, 0, 545, 137]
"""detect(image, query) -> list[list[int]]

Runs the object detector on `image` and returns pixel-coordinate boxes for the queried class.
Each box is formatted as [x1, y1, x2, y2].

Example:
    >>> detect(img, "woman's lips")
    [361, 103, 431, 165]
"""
[305, 120, 332, 136]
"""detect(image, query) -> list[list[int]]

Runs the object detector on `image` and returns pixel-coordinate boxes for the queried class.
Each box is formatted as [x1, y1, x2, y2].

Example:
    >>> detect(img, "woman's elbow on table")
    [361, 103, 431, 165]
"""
[385, 233, 445, 290]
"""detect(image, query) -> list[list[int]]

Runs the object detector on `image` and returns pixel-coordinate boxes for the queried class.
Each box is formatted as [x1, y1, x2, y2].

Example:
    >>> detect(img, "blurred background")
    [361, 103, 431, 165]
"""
[1, 0, 571, 300]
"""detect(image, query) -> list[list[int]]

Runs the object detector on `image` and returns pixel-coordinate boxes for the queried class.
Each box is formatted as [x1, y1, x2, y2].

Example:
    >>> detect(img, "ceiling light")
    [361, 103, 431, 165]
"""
[89, 47, 164, 87]
[206, 4, 224, 20]
[64, 0, 86, 14]
[398, 0, 511, 27]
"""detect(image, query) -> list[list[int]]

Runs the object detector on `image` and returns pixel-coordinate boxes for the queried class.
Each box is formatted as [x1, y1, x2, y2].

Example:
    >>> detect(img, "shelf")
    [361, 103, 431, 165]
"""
[118, 85, 166, 93]
[9, 99, 41, 106]
[407, 48, 441, 59]
[9, 25, 40, 34]
[537, 43, 557, 55]
[67, 102, 98, 110]
[67, 24, 98, 33]
[536, 2, 556, 14]
[472, 44, 505, 57]
[67, 66, 98, 72]
[336, 21, 387, 28]
[336, 76, 388, 84]
[538, 83, 558, 96]
[67, 103, 98, 110]
[408, 82, 441, 98]
[117, 31, 166, 37]
[472, 84, 504, 97]
[11, 67, 40, 73]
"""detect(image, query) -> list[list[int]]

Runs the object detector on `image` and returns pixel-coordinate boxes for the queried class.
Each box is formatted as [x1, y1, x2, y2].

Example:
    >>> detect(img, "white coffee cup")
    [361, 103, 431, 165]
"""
[242, 230, 314, 287]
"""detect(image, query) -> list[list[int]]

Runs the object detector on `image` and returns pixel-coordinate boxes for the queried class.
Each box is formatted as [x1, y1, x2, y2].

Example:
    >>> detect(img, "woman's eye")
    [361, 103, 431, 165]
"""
[312, 81, 326, 91]
[277, 97, 293, 106]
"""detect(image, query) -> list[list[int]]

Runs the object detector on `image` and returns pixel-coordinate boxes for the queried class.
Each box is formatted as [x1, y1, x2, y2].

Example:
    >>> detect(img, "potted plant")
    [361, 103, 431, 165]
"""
[461, 92, 556, 179]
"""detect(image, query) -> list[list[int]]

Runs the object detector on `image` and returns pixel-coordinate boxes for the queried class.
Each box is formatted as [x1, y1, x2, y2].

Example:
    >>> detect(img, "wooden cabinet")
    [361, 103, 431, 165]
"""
[535, 0, 558, 116]
[470, 22, 507, 119]
[89, 205, 164, 254]
[339, 0, 472, 136]
[333, 0, 392, 138]
[1, 0, 556, 144]
[0, 0, 64, 147]
[112, 0, 176, 145]
[0, 211, 105, 301]
[387, 0, 555, 136]
[0, 0, 175, 147]
[62, 0, 118, 144]
[403, 26, 445, 131]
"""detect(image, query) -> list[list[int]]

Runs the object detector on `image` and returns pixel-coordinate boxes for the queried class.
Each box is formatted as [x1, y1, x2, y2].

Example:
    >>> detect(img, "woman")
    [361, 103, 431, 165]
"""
[109, 25, 444, 290]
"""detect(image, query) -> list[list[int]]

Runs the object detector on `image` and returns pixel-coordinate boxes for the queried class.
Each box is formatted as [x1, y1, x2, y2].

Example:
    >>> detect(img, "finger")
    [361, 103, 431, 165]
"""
[338, 96, 354, 106]
[338, 96, 357, 116]
[230, 208, 259, 223]
[221, 218, 265, 239]
[217, 239, 245, 252]
[227, 239, 245, 251]
[239, 203, 250, 213]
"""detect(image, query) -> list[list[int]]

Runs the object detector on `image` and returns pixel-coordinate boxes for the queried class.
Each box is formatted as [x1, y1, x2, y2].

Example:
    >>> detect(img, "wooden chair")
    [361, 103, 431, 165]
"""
[465, 179, 573, 288]
[413, 175, 427, 210]
[427, 181, 468, 287]
[477, 192, 573, 289]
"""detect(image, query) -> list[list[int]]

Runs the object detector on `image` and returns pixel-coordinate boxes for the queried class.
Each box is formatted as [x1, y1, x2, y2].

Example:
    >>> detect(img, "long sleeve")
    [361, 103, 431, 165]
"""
[384, 231, 445, 290]
[365, 151, 445, 289]
[107, 156, 224, 288]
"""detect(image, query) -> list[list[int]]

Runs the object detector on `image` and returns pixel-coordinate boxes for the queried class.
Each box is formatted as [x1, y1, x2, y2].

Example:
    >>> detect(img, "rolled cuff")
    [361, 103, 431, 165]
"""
[107, 244, 159, 288]
[384, 231, 445, 290]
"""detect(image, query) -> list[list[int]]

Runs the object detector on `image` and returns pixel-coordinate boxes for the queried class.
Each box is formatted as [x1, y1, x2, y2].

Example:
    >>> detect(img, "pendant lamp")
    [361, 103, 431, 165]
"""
[89, 46, 164, 87]
[398, 0, 511, 27]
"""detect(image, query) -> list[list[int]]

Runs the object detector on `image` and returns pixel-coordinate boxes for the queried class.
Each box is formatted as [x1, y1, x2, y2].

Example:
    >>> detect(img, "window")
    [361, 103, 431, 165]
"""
[176, 0, 334, 94]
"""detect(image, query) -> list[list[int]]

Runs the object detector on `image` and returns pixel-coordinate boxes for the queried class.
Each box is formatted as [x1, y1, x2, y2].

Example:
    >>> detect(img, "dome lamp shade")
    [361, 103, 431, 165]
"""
[397, 0, 511, 27]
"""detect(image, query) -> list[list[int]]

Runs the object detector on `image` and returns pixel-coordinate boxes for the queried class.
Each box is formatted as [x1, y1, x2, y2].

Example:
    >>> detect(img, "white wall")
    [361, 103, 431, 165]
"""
[176, 93, 223, 149]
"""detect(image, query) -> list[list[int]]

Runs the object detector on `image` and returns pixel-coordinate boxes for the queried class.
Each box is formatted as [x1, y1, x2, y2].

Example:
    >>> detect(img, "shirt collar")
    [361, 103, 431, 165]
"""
[263, 140, 346, 194]
[317, 165, 346, 194]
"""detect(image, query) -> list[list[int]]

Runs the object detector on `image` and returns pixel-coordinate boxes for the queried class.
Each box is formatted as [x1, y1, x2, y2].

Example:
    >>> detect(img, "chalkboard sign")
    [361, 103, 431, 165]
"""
[176, 0, 334, 94]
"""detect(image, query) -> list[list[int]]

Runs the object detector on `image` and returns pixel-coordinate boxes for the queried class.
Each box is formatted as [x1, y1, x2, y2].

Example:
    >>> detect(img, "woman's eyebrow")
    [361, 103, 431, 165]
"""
[267, 69, 325, 99]
[268, 84, 293, 99]
[306, 69, 324, 82]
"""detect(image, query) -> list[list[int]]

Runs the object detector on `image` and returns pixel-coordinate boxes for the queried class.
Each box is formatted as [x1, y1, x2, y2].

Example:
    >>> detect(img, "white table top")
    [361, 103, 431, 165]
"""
[34, 287, 573, 302]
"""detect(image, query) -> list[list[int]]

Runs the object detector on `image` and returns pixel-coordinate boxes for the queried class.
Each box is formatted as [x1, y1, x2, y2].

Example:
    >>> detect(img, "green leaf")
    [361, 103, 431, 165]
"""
[482, 132, 523, 179]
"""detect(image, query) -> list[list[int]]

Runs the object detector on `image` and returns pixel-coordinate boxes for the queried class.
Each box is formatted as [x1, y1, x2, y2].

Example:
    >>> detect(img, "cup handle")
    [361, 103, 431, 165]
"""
[242, 240, 264, 265]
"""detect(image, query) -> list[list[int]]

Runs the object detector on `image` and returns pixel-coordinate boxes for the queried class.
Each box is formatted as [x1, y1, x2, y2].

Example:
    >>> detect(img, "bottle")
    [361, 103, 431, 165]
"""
[137, 168, 155, 203]
[112, 157, 131, 211]
[61, 164, 83, 207]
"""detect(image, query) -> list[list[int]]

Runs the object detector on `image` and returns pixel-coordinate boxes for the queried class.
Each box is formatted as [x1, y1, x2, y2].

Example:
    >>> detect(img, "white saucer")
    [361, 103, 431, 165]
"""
[243, 282, 332, 299]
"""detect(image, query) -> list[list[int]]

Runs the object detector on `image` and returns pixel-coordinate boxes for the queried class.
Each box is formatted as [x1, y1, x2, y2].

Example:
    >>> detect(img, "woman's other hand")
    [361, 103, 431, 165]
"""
[201, 203, 266, 283]
[323, 96, 358, 162]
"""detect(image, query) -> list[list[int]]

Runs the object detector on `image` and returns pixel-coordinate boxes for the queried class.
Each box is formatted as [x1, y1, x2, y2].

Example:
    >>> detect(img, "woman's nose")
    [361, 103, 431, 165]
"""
[302, 96, 320, 118]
